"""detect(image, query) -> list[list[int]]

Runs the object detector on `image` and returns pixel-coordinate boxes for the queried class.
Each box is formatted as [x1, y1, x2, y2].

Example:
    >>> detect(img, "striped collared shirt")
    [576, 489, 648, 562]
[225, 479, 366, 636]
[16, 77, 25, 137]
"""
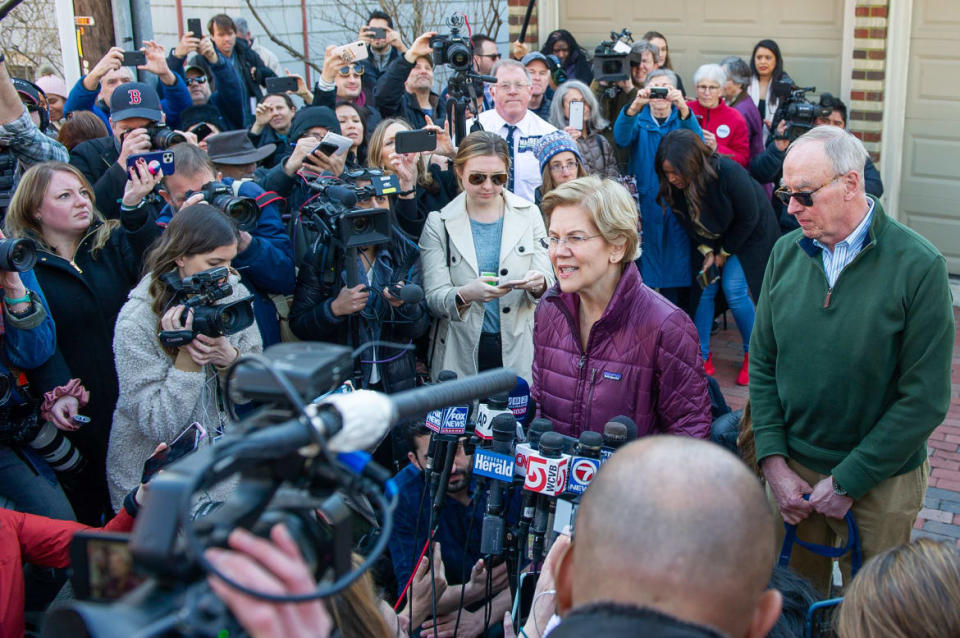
[814, 199, 875, 287]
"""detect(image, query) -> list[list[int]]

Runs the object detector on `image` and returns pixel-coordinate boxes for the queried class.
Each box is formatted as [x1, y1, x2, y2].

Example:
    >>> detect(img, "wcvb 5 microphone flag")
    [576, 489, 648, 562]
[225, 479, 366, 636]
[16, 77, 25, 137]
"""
[523, 452, 569, 497]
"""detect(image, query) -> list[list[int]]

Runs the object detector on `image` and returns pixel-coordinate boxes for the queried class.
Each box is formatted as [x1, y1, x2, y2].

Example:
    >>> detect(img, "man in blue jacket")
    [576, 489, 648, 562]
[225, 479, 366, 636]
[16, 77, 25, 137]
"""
[165, 32, 245, 131]
[63, 42, 192, 133]
[157, 143, 295, 346]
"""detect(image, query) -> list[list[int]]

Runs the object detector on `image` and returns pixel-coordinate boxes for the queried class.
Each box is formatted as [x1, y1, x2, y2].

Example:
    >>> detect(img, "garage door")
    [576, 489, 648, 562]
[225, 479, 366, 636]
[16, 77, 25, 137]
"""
[899, 0, 960, 274]
[557, 0, 845, 99]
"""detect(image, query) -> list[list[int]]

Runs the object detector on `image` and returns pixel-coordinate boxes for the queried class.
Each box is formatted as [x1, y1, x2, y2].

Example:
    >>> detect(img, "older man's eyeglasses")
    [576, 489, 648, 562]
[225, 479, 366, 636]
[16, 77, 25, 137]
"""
[495, 81, 529, 92]
[541, 234, 601, 249]
[775, 174, 843, 207]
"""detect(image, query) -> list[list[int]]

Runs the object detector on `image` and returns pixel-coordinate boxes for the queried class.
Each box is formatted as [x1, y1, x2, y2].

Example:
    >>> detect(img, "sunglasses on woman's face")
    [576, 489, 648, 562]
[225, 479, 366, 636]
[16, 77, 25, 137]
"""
[466, 172, 508, 186]
[338, 64, 365, 77]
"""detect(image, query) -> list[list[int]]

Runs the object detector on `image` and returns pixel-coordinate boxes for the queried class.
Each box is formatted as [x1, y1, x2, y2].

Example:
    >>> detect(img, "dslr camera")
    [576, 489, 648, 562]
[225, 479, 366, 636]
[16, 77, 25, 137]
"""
[188, 181, 260, 232]
[772, 82, 833, 142]
[0, 237, 37, 272]
[592, 29, 633, 86]
[158, 266, 255, 348]
[145, 124, 186, 149]
[430, 14, 474, 72]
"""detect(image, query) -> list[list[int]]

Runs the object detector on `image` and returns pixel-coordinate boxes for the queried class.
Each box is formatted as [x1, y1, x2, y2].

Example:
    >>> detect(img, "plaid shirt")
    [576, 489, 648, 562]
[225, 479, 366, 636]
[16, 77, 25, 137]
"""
[0, 108, 69, 170]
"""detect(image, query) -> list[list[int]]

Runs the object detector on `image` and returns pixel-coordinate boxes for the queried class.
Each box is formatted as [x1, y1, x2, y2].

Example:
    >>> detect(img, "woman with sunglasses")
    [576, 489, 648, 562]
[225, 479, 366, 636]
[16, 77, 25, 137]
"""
[419, 131, 553, 382]
[531, 176, 710, 438]
[655, 129, 778, 383]
[367, 117, 457, 238]
[311, 45, 382, 132]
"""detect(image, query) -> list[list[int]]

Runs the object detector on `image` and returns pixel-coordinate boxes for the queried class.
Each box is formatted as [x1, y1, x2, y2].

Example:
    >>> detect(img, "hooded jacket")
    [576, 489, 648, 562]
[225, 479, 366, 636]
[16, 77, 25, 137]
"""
[531, 264, 711, 438]
[107, 272, 261, 511]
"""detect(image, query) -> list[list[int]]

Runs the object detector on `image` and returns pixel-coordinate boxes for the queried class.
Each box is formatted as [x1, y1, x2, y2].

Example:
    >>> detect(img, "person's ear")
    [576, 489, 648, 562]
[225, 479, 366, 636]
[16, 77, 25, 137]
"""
[174, 255, 185, 269]
[159, 189, 174, 208]
[609, 238, 627, 264]
[745, 588, 782, 638]
[216, 170, 223, 181]
[555, 541, 575, 615]
[841, 171, 860, 200]
[407, 451, 422, 471]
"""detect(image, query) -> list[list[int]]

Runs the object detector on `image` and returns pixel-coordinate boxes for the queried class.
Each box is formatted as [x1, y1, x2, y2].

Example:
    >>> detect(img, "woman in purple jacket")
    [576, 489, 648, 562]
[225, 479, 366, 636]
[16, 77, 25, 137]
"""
[531, 175, 711, 438]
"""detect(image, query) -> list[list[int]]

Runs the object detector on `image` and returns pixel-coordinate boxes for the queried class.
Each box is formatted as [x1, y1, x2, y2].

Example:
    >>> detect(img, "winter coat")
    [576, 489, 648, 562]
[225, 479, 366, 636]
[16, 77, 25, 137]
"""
[532, 264, 711, 438]
[289, 228, 429, 393]
[613, 104, 703, 289]
[63, 75, 193, 134]
[373, 56, 447, 129]
[68, 135, 130, 221]
[29, 207, 163, 491]
[107, 273, 262, 511]
[687, 100, 750, 167]
[247, 126, 289, 169]
[203, 37, 277, 127]
[419, 190, 554, 383]
[575, 131, 619, 179]
[667, 155, 779, 304]
[728, 92, 764, 164]
[167, 49, 246, 131]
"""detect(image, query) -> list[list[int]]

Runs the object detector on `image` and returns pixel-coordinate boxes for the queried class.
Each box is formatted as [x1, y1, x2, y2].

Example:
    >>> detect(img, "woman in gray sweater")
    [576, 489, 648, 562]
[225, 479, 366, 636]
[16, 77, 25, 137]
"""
[106, 204, 262, 511]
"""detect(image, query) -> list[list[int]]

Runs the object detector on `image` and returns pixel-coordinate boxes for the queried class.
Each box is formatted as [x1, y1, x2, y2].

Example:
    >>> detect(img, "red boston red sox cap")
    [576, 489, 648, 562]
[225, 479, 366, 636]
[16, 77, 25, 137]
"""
[110, 81, 162, 122]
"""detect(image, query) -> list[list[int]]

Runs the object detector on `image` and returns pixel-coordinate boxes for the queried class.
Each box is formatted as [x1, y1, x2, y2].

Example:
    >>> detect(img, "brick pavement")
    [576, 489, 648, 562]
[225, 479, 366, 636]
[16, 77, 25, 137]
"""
[709, 307, 960, 547]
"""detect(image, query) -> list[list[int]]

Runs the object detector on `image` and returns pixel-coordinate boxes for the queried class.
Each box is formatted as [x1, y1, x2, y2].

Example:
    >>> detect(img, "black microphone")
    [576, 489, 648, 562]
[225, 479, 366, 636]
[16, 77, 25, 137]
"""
[608, 415, 637, 441]
[602, 422, 628, 451]
[387, 282, 424, 304]
[320, 183, 358, 207]
[529, 431, 565, 566]
[479, 413, 517, 556]
[429, 370, 460, 515]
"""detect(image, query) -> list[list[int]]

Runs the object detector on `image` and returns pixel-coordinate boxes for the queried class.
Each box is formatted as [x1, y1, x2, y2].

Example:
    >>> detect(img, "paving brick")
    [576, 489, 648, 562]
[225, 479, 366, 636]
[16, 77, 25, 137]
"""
[937, 500, 960, 515]
[927, 439, 960, 453]
[912, 529, 956, 543]
[932, 468, 960, 482]
[937, 479, 960, 493]
[925, 487, 960, 504]
[922, 521, 960, 539]
[919, 508, 955, 524]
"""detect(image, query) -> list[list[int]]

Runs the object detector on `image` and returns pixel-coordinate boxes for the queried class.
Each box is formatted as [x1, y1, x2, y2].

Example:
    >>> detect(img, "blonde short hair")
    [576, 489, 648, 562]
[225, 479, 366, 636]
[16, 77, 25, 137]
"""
[540, 176, 640, 262]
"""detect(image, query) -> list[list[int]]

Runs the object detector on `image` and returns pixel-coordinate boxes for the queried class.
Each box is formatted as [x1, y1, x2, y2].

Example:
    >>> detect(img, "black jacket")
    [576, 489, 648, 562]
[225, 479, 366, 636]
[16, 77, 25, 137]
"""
[248, 126, 289, 169]
[550, 603, 725, 638]
[311, 85, 382, 131]
[30, 206, 162, 505]
[668, 155, 779, 305]
[392, 163, 458, 239]
[201, 38, 277, 127]
[373, 57, 447, 129]
[69, 136, 128, 221]
[749, 133, 884, 233]
[289, 228, 429, 392]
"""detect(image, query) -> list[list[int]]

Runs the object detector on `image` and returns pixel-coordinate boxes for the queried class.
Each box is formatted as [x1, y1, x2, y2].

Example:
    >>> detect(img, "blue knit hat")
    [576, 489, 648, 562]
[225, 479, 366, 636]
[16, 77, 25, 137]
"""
[533, 130, 583, 173]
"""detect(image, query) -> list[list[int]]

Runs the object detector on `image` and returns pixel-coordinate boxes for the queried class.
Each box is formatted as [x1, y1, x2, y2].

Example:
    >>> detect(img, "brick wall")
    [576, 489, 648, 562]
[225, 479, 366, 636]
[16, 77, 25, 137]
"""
[507, 0, 537, 48]
[849, 0, 889, 162]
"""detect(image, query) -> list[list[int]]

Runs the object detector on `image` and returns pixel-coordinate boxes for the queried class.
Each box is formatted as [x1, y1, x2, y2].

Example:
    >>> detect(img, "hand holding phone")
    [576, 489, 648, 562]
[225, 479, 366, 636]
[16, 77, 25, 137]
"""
[394, 129, 437, 154]
[187, 18, 202, 39]
[265, 76, 299, 94]
[568, 100, 585, 130]
[697, 264, 720, 289]
[332, 41, 368, 64]
[140, 422, 206, 483]
[121, 50, 147, 67]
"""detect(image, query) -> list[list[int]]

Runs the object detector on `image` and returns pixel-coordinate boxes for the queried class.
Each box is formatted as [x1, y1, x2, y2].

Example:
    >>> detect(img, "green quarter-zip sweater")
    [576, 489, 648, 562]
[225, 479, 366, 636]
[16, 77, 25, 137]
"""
[750, 197, 954, 499]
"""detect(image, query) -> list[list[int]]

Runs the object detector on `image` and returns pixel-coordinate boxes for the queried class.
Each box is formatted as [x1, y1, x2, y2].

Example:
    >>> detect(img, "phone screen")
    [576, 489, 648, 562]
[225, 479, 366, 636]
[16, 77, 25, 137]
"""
[70, 532, 146, 601]
[140, 423, 205, 483]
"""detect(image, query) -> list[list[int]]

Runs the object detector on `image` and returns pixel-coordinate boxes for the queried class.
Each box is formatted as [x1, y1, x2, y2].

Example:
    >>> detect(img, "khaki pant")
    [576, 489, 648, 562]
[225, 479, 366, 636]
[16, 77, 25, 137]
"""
[767, 457, 928, 593]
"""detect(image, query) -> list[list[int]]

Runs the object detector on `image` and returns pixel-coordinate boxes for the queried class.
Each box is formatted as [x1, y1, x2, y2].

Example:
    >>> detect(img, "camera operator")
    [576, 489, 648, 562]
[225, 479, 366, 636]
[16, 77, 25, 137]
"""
[107, 203, 261, 511]
[0, 57, 69, 215]
[259, 106, 349, 214]
[69, 81, 188, 220]
[311, 44, 382, 129]
[374, 31, 448, 130]
[5, 161, 163, 524]
[63, 42, 192, 134]
[289, 169, 428, 393]
[157, 143, 294, 346]
[388, 422, 516, 636]
[749, 93, 883, 233]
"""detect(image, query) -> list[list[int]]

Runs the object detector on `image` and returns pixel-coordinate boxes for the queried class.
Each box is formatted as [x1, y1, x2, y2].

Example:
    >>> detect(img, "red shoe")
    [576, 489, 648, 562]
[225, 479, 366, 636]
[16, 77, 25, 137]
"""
[737, 353, 749, 386]
[704, 353, 715, 376]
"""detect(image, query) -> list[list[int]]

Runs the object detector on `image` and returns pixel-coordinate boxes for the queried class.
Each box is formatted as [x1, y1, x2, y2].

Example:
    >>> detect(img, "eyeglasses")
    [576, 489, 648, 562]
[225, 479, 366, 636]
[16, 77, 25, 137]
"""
[775, 174, 843, 207]
[185, 76, 208, 86]
[466, 172, 508, 186]
[345, 168, 384, 180]
[338, 64, 365, 77]
[540, 234, 601, 249]
[549, 160, 579, 174]
[696, 84, 720, 92]
[477, 53, 501, 60]
[495, 81, 529, 92]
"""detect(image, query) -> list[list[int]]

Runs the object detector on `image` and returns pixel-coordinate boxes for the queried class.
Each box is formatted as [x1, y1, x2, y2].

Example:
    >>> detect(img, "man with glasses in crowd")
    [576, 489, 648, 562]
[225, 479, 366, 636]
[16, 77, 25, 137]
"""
[312, 43, 382, 129]
[750, 125, 953, 594]
[166, 31, 245, 131]
[469, 59, 556, 202]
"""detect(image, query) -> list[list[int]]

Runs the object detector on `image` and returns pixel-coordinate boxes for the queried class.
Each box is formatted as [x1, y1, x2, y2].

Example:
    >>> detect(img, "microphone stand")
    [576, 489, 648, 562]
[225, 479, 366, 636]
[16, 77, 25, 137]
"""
[343, 246, 364, 390]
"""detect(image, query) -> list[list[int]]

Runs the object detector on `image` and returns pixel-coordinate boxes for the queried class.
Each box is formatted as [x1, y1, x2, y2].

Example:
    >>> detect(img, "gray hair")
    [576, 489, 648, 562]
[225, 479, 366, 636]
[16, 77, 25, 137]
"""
[786, 125, 869, 186]
[233, 17, 249, 34]
[491, 58, 532, 83]
[720, 56, 751, 90]
[693, 63, 726, 87]
[644, 68, 677, 88]
[630, 40, 659, 65]
[549, 80, 609, 132]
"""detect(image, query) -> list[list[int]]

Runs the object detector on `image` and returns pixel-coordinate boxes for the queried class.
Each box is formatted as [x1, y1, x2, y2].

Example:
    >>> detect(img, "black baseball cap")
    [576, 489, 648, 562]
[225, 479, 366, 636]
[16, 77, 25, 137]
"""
[110, 82, 162, 122]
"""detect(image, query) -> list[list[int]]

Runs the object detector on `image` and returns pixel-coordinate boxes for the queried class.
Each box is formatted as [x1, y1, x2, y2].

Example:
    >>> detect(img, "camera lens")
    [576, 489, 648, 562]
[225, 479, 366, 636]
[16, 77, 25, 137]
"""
[152, 128, 187, 149]
[222, 198, 260, 231]
[351, 215, 371, 234]
[213, 297, 255, 335]
[0, 237, 38, 272]
[27, 421, 86, 474]
[448, 42, 472, 70]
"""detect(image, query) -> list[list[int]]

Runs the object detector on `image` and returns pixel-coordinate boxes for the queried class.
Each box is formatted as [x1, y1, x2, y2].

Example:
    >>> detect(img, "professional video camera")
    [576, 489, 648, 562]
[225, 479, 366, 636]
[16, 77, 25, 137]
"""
[772, 81, 833, 142]
[158, 266, 255, 348]
[592, 29, 634, 87]
[301, 173, 395, 253]
[187, 181, 259, 231]
[43, 341, 519, 638]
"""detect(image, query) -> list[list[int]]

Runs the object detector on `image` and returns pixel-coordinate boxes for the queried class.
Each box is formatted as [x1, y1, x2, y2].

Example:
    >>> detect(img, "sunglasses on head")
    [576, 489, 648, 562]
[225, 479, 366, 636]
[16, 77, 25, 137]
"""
[185, 76, 208, 86]
[338, 64, 365, 77]
[466, 172, 508, 186]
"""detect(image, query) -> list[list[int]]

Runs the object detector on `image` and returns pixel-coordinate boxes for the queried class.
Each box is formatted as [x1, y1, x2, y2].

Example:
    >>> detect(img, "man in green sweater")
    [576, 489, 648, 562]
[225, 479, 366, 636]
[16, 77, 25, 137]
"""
[749, 125, 954, 592]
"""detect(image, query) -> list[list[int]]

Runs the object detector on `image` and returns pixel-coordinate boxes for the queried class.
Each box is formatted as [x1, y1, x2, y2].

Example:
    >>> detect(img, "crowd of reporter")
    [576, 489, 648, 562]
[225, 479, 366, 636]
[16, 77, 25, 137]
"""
[0, 9, 954, 638]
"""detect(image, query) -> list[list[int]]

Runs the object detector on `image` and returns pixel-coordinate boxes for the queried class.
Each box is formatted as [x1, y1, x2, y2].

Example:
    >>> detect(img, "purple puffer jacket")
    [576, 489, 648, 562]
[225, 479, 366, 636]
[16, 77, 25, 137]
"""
[531, 265, 711, 439]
